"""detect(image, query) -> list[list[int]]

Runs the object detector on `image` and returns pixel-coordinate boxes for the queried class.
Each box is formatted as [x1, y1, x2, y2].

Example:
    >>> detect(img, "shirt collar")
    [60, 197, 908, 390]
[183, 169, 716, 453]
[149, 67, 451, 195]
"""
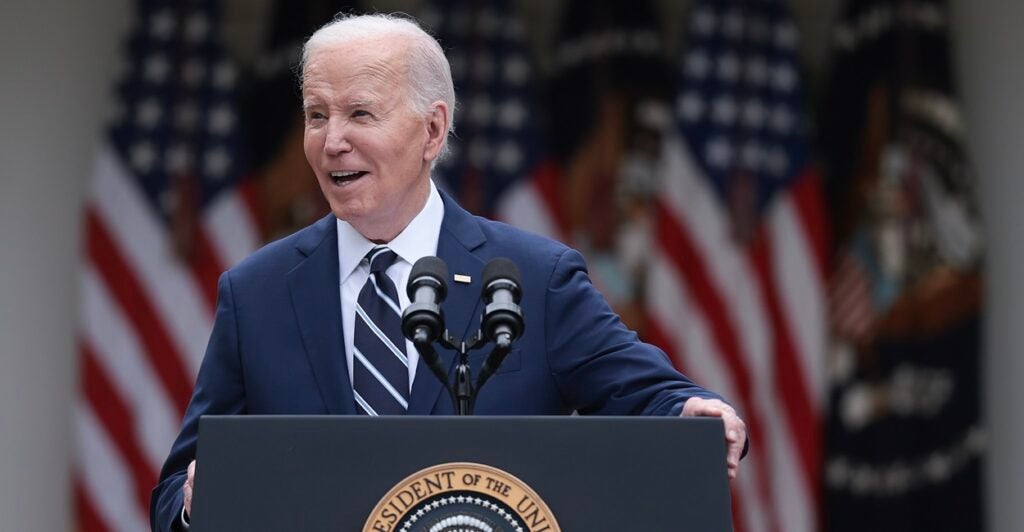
[336, 179, 445, 284]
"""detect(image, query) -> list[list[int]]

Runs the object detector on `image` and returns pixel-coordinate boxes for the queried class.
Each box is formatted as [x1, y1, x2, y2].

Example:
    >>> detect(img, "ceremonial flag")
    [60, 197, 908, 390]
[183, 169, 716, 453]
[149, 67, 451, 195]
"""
[74, 1, 259, 529]
[819, 1, 985, 530]
[645, 2, 828, 531]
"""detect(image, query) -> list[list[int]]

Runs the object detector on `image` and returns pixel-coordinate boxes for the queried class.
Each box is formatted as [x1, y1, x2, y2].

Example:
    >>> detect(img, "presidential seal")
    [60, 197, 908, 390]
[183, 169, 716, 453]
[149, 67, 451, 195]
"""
[364, 462, 561, 532]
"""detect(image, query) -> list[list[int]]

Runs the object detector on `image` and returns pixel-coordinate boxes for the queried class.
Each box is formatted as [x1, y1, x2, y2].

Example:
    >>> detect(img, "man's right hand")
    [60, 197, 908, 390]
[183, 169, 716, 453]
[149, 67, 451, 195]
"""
[183, 460, 196, 518]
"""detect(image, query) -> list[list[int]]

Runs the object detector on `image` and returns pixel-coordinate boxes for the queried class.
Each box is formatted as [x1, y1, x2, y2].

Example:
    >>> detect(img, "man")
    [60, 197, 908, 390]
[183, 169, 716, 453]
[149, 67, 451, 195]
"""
[151, 13, 747, 531]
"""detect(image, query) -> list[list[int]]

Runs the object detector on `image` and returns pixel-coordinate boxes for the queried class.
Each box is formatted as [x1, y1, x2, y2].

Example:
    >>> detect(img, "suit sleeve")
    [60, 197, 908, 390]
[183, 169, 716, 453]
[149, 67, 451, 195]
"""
[543, 248, 723, 416]
[150, 272, 247, 531]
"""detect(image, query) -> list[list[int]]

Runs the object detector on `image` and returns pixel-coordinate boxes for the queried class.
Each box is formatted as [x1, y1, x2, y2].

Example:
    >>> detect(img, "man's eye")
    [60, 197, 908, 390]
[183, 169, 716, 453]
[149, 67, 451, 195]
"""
[306, 111, 326, 122]
[352, 109, 371, 118]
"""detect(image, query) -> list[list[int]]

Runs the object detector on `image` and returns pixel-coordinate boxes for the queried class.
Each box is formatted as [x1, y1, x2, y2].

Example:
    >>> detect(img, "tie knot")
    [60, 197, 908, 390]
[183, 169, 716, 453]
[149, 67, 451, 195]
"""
[366, 246, 399, 274]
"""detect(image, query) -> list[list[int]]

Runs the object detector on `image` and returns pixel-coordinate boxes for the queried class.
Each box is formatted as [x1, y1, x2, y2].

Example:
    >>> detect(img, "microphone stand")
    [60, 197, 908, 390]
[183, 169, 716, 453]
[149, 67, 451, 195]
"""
[473, 334, 512, 407]
[404, 256, 523, 416]
[411, 328, 511, 416]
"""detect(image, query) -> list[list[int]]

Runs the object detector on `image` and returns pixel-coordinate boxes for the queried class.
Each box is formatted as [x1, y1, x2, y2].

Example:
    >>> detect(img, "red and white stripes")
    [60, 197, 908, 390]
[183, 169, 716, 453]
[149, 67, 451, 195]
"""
[645, 134, 826, 532]
[75, 145, 259, 530]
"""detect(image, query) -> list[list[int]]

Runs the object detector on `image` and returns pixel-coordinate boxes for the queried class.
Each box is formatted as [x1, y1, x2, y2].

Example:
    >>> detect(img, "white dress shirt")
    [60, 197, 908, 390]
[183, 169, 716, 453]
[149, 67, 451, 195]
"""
[336, 180, 444, 392]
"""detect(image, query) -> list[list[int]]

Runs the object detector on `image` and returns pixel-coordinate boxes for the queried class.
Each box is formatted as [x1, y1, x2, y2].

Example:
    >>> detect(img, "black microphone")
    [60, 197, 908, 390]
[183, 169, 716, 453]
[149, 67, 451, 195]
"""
[480, 258, 524, 348]
[402, 257, 448, 344]
[473, 258, 525, 400]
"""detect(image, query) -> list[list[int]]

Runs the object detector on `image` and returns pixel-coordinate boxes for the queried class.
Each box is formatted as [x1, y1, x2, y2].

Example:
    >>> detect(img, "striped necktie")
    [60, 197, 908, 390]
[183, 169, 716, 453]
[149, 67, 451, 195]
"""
[352, 246, 410, 415]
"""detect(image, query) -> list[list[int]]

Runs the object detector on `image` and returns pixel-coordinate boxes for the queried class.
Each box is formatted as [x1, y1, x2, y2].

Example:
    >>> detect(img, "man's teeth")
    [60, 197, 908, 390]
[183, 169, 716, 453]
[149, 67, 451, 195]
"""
[330, 171, 361, 178]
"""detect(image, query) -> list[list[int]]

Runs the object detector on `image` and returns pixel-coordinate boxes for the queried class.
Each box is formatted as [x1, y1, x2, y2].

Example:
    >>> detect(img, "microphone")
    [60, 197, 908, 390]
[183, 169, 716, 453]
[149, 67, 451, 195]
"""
[402, 257, 448, 344]
[480, 258, 525, 348]
[473, 258, 525, 399]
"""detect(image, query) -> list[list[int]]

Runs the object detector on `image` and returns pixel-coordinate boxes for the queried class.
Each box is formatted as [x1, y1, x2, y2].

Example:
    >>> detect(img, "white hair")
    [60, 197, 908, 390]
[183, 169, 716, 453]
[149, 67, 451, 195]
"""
[300, 13, 456, 160]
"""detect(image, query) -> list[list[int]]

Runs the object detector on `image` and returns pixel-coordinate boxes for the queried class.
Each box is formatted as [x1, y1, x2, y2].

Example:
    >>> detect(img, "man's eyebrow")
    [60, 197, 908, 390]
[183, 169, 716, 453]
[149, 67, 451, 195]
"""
[301, 95, 380, 112]
[347, 96, 377, 108]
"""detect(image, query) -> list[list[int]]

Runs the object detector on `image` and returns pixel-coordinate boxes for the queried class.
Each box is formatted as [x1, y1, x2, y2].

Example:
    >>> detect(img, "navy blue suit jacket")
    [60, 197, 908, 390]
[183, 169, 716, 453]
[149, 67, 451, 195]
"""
[150, 191, 721, 531]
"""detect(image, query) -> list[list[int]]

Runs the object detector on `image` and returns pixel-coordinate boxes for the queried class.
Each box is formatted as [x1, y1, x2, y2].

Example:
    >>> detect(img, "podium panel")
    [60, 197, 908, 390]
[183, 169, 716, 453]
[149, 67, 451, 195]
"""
[191, 416, 733, 531]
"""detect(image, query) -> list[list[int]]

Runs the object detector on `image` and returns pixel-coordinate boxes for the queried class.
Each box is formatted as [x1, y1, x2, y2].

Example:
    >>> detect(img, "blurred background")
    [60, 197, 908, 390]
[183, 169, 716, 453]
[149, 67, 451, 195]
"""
[0, 0, 1020, 530]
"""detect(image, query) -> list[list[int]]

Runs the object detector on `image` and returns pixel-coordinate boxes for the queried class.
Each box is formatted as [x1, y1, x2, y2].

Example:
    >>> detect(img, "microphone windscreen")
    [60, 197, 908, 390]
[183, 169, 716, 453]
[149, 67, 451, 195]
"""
[407, 256, 448, 298]
[482, 257, 521, 286]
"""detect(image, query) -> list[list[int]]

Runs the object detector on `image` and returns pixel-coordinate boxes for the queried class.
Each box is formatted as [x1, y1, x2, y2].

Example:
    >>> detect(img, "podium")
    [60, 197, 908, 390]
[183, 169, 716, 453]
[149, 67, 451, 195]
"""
[190, 416, 734, 531]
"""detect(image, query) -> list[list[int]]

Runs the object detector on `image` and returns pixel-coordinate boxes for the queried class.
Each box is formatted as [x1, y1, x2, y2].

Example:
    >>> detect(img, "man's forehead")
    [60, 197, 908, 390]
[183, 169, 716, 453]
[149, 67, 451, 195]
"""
[307, 37, 409, 73]
[304, 42, 408, 92]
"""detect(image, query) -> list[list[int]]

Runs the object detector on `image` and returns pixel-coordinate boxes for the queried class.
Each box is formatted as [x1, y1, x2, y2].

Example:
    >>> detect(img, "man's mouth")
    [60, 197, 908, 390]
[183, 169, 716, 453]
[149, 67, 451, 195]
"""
[329, 170, 368, 185]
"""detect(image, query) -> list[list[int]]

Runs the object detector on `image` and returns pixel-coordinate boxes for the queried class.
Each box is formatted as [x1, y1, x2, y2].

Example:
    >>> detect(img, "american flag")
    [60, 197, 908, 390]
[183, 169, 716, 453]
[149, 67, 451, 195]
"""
[74, 0, 260, 529]
[418, 0, 564, 238]
[644, 1, 827, 531]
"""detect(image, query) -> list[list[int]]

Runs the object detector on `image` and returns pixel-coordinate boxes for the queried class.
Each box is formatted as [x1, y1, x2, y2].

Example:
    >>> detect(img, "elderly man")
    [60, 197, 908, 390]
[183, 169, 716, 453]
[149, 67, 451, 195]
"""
[151, 13, 746, 531]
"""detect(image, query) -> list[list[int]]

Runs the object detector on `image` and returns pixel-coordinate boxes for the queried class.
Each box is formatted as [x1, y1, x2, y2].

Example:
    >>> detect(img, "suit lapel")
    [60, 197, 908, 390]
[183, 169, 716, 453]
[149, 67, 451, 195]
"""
[286, 216, 356, 415]
[407, 191, 487, 414]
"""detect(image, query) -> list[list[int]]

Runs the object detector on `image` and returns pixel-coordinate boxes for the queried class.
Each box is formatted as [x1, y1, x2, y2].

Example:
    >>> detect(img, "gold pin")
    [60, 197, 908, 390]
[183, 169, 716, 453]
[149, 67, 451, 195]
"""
[453, 274, 472, 284]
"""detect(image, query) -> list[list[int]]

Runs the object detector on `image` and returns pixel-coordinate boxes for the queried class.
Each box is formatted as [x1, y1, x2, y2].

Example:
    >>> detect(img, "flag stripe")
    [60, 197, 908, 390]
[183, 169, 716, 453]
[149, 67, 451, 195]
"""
[80, 342, 158, 514]
[653, 199, 781, 531]
[188, 225, 225, 311]
[80, 266, 180, 472]
[648, 252, 736, 403]
[763, 392, 816, 532]
[85, 208, 193, 413]
[750, 227, 821, 496]
[495, 177, 563, 242]
[654, 160, 820, 531]
[789, 166, 829, 275]
[653, 118, 824, 529]
[653, 202, 753, 399]
[733, 463, 770, 532]
[730, 492, 749, 532]
[646, 251, 771, 532]
[643, 312, 686, 373]
[204, 185, 262, 270]
[769, 191, 828, 406]
[530, 161, 569, 237]
[643, 280, 757, 532]
[74, 476, 110, 532]
[91, 147, 213, 374]
[75, 405, 150, 532]
[235, 178, 268, 238]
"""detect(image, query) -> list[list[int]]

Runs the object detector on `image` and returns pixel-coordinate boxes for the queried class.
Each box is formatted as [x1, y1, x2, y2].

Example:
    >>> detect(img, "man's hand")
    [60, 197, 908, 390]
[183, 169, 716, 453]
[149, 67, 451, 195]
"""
[681, 397, 747, 480]
[183, 460, 196, 518]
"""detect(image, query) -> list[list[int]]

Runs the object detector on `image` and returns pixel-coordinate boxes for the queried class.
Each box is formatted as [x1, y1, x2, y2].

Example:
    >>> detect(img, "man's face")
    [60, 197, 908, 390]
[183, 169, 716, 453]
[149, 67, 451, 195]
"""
[302, 37, 446, 240]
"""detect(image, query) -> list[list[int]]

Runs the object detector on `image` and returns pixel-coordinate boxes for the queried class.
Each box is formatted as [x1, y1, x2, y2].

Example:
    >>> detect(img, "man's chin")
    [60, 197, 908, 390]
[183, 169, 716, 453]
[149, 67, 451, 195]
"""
[320, 180, 371, 216]
[328, 204, 369, 224]
[327, 201, 383, 230]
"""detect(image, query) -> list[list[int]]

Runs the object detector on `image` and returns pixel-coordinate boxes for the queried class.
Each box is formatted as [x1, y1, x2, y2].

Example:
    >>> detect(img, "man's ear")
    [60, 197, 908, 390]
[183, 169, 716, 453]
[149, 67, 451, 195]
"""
[423, 101, 449, 162]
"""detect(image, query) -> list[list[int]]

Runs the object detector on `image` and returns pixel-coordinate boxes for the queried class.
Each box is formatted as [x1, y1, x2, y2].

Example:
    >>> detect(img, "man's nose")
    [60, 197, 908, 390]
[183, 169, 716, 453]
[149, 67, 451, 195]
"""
[324, 120, 352, 155]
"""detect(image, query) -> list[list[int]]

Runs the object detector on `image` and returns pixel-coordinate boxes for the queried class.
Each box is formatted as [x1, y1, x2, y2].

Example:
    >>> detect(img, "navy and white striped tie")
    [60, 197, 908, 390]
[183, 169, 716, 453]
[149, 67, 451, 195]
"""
[352, 246, 410, 416]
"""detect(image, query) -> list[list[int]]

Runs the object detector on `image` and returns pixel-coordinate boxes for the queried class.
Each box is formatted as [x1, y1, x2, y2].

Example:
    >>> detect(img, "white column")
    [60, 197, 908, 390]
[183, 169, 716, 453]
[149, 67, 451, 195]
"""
[0, 0, 129, 530]
[951, 1, 1024, 531]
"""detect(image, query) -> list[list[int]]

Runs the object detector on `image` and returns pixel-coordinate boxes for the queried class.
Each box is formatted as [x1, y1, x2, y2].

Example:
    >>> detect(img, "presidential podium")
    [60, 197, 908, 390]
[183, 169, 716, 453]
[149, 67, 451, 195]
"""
[190, 416, 734, 531]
